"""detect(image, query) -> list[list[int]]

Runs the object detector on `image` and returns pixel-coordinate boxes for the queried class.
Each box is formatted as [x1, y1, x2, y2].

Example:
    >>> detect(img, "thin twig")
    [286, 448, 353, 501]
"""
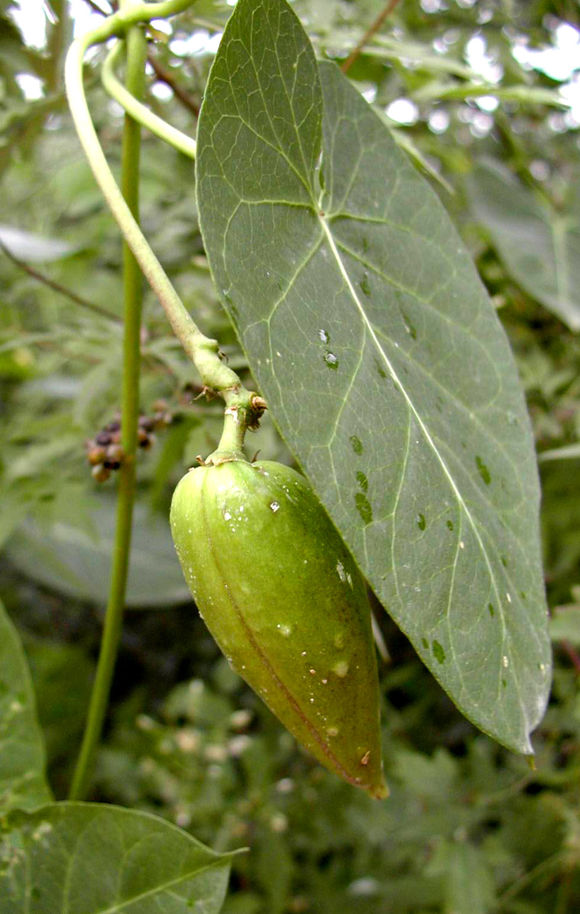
[147, 53, 200, 118]
[0, 239, 121, 322]
[341, 0, 402, 74]
[83, 0, 113, 15]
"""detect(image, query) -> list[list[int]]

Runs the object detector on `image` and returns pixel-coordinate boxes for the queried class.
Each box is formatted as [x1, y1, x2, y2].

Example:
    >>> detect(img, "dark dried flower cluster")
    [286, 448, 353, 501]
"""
[86, 401, 172, 482]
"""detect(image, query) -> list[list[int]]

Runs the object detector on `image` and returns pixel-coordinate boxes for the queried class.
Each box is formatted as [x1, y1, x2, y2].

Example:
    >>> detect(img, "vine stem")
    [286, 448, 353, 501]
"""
[102, 40, 197, 159]
[67, 1, 265, 799]
[64, 0, 252, 406]
[69, 15, 147, 801]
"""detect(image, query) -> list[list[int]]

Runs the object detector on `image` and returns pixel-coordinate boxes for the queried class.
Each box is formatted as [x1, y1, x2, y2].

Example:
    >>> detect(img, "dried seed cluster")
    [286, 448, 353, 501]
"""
[86, 401, 172, 482]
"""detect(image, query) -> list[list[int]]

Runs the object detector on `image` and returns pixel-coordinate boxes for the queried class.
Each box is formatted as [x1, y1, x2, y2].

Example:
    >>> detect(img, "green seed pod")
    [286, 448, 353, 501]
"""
[170, 458, 387, 798]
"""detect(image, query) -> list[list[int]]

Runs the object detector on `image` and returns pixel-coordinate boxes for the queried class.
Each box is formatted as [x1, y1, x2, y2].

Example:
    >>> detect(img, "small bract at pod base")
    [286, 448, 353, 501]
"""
[170, 457, 387, 798]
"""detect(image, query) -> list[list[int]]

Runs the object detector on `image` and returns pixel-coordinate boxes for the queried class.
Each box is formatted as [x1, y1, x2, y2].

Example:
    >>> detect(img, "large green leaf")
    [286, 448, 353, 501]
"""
[5, 500, 191, 608]
[467, 160, 580, 331]
[0, 803, 233, 913]
[0, 599, 51, 812]
[196, 0, 551, 752]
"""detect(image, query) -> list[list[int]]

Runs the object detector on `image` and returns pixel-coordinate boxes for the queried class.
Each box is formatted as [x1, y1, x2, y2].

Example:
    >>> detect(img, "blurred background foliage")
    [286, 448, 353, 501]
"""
[0, 0, 579, 911]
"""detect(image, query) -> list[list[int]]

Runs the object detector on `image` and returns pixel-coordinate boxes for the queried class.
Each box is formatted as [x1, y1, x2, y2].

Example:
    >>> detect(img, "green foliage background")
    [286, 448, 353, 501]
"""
[0, 0, 579, 911]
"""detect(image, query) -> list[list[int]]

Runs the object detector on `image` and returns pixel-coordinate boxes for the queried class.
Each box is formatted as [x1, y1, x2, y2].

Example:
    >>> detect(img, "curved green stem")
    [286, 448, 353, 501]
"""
[64, 1, 246, 400]
[69, 21, 148, 801]
[209, 406, 251, 464]
[83, 0, 194, 42]
[102, 40, 197, 159]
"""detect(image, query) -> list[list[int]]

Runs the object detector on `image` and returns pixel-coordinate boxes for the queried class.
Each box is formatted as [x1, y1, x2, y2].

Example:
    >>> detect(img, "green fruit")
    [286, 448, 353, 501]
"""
[170, 457, 387, 798]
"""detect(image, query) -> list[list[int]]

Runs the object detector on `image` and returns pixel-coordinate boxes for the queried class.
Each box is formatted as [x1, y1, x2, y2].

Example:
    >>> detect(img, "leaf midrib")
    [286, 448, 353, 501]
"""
[318, 199, 537, 738]
[317, 215, 510, 654]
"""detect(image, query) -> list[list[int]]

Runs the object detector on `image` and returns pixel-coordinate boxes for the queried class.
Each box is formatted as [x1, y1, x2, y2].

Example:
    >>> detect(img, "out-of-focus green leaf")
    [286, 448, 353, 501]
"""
[467, 160, 580, 331]
[363, 35, 475, 79]
[427, 839, 495, 914]
[24, 639, 94, 767]
[4, 434, 82, 482]
[72, 348, 122, 427]
[149, 415, 201, 509]
[539, 443, 580, 463]
[0, 598, 51, 812]
[393, 748, 458, 802]
[415, 83, 566, 106]
[1, 803, 235, 914]
[0, 225, 79, 262]
[5, 500, 190, 607]
[549, 606, 580, 645]
[197, 0, 551, 753]
[254, 827, 293, 914]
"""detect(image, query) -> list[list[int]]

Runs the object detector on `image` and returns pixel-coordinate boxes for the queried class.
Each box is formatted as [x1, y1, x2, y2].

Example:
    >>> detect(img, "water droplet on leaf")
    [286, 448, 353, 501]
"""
[323, 351, 339, 369]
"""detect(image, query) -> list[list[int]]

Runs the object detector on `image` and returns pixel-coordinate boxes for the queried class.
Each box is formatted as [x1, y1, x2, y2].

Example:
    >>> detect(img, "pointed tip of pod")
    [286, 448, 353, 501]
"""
[328, 743, 388, 800]
[366, 778, 389, 800]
